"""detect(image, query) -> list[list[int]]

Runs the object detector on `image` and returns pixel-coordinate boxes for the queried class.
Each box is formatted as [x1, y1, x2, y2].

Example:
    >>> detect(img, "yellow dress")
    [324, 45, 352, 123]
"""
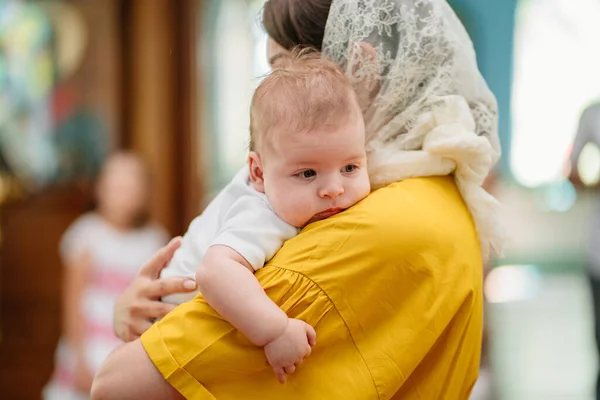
[141, 177, 484, 400]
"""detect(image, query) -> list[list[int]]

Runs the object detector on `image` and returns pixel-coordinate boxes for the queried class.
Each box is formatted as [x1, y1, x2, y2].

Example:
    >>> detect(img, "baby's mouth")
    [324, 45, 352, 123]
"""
[308, 208, 344, 224]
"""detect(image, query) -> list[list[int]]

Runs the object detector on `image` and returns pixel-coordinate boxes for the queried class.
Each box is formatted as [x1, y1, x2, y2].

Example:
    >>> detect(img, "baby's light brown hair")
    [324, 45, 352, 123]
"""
[249, 49, 359, 152]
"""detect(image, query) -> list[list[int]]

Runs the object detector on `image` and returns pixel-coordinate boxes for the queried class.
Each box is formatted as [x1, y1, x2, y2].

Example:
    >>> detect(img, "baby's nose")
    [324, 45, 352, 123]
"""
[318, 182, 344, 199]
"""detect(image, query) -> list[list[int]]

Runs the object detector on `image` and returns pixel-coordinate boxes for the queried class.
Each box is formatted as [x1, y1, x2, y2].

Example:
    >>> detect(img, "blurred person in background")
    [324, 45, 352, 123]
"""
[568, 102, 600, 400]
[43, 152, 168, 400]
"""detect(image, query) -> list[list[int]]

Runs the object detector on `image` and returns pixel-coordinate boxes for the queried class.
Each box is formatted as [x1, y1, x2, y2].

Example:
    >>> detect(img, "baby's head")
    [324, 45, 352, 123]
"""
[248, 51, 370, 228]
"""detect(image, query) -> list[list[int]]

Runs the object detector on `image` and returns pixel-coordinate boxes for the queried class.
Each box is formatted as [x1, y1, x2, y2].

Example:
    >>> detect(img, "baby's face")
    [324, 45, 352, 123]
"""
[251, 112, 371, 228]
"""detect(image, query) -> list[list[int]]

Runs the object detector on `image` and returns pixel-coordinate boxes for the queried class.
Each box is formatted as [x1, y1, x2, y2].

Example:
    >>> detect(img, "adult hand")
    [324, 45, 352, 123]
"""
[113, 237, 198, 341]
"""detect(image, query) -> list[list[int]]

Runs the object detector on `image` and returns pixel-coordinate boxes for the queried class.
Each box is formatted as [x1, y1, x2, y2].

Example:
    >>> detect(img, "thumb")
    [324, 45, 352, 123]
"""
[305, 323, 317, 347]
[139, 237, 182, 279]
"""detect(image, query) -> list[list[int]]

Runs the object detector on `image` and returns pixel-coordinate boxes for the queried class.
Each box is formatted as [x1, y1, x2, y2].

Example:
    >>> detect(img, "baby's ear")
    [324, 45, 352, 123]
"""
[248, 152, 265, 193]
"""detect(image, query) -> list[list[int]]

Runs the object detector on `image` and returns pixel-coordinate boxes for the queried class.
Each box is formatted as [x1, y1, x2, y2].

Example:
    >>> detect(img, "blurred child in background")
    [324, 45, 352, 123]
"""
[44, 152, 168, 400]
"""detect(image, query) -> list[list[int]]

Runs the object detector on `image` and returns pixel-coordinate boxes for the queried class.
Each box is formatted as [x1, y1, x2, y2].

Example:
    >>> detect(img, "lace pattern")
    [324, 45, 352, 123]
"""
[322, 0, 504, 259]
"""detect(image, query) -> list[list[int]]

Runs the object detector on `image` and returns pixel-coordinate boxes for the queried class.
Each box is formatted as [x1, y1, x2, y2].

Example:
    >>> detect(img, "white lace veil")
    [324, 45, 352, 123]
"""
[322, 0, 504, 260]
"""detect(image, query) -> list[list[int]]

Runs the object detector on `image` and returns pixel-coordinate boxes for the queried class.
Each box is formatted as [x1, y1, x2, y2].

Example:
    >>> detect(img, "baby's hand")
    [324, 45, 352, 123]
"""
[264, 318, 317, 384]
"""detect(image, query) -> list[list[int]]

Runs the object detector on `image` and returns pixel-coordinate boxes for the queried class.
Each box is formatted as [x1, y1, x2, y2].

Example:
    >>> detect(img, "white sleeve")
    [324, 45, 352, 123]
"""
[211, 195, 298, 271]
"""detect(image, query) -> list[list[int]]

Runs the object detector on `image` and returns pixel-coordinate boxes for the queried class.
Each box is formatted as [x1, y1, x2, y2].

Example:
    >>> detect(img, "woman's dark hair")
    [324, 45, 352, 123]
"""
[262, 0, 333, 51]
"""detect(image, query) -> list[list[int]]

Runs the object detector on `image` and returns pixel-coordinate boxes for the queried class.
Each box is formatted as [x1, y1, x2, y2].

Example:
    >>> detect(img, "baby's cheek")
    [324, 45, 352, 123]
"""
[268, 193, 298, 227]
[284, 197, 313, 227]
[360, 174, 372, 196]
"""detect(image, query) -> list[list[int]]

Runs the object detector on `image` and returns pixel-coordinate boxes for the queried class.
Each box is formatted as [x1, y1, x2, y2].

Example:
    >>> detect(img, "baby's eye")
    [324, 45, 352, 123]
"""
[342, 165, 358, 173]
[298, 170, 317, 179]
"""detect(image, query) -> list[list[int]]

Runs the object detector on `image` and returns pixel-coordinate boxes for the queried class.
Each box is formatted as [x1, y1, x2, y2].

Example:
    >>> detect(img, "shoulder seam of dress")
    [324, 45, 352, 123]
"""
[269, 265, 382, 400]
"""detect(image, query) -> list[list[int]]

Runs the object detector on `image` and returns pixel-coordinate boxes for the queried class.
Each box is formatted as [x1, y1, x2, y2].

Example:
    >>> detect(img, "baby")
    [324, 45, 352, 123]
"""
[161, 51, 371, 383]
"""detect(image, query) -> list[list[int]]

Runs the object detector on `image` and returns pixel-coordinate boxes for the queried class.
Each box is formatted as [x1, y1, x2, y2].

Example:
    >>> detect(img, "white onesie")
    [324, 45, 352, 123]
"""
[160, 167, 299, 305]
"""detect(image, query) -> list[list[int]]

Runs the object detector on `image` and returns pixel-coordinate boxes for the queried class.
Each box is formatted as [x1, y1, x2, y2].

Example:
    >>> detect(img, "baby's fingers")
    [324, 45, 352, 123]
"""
[303, 343, 312, 358]
[305, 323, 317, 347]
[273, 366, 287, 384]
[284, 364, 296, 375]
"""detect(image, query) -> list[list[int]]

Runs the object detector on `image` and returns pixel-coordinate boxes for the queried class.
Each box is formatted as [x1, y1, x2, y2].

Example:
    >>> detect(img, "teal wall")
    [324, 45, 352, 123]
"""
[449, 0, 518, 174]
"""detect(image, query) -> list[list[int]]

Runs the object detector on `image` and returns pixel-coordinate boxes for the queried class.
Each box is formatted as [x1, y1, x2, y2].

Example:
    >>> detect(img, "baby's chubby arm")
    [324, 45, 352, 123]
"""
[196, 245, 316, 383]
[196, 245, 287, 345]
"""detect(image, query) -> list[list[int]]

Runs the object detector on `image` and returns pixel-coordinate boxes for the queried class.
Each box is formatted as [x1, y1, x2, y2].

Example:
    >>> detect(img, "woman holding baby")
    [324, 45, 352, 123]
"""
[92, 1, 503, 399]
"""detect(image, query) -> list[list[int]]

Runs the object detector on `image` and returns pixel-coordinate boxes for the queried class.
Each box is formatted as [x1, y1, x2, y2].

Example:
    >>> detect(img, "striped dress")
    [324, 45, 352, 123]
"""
[44, 213, 167, 400]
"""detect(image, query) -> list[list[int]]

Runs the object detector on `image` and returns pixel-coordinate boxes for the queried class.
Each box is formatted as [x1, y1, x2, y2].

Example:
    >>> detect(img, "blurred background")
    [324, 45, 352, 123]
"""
[0, 0, 597, 399]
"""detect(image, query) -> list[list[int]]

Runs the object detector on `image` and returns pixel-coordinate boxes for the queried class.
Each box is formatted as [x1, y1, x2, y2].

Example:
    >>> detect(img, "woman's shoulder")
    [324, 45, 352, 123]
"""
[288, 176, 478, 258]
[359, 176, 479, 249]
[268, 176, 482, 283]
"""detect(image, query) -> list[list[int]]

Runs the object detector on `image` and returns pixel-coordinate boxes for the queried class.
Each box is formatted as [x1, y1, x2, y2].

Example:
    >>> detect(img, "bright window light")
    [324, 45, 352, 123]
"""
[511, 0, 600, 187]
